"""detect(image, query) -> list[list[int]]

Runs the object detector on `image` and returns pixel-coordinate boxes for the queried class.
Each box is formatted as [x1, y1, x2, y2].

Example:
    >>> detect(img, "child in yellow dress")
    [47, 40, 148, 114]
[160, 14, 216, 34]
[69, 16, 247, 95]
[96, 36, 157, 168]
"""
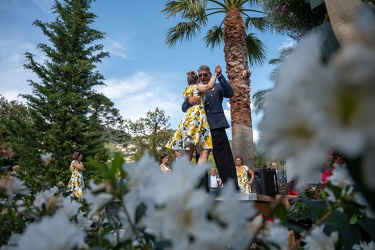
[166, 65, 221, 164]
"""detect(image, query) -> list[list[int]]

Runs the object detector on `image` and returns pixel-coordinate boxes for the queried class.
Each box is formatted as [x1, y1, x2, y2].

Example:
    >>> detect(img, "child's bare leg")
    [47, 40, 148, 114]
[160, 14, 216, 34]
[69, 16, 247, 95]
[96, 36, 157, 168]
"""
[198, 148, 210, 165]
[185, 144, 195, 162]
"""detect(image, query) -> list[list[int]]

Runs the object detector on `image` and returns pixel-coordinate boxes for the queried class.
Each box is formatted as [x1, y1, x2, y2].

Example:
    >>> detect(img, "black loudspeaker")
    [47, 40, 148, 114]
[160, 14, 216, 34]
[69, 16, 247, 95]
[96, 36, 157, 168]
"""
[254, 168, 279, 197]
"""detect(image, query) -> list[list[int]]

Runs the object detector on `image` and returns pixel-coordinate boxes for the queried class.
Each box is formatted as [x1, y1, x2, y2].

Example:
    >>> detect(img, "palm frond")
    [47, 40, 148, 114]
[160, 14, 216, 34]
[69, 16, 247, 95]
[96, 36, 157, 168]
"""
[269, 66, 280, 82]
[204, 25, 223, 49]
[246, 0, 260, 6]
[268, 46, 294, 80]
[209, 0, 228, 10]
[252, 87, 273, 115]
[162, 0, 206, 20]
[164, 21, 203, 48]
[244, 16, 269, 33]
[246, 33, 267, 67]
[278, 46, 294, 60]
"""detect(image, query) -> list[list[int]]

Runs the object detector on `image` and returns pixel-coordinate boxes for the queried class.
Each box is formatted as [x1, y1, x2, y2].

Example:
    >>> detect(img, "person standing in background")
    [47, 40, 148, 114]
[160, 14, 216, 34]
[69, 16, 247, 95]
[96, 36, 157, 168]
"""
[67, 151, 85, 201]
[271, 161, 288, 195]
[159, 153, 171, 174]
[208, 167, 223, 194]
[235, 156, 254, 194]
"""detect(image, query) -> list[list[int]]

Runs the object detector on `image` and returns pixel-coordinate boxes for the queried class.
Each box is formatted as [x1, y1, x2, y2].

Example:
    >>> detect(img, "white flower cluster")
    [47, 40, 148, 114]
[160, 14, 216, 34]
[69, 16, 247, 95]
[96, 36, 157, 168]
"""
[86, 154, 262, 249]
[0, 175, 28, 204]
[0, 180, 92, 250]
[257, 6, 375, 189]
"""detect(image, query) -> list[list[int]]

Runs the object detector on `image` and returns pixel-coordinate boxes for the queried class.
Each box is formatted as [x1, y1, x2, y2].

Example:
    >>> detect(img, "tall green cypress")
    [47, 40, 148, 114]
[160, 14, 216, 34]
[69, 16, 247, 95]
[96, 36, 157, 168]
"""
[18, 0, 112, 191]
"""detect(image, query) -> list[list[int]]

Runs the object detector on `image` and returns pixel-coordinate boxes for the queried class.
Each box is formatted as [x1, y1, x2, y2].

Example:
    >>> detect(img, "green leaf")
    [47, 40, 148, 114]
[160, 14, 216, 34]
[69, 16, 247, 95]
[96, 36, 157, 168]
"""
[110, 153, 124, 177]
[275, 203, 288, 222]
[349, 213, 363, 224]
[135, 202, 147, 224]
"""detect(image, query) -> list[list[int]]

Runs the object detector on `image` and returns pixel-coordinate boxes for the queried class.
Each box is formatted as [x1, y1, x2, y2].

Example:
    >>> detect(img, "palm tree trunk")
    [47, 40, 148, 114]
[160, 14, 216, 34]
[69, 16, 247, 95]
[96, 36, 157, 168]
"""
[223, 7, 254, 168]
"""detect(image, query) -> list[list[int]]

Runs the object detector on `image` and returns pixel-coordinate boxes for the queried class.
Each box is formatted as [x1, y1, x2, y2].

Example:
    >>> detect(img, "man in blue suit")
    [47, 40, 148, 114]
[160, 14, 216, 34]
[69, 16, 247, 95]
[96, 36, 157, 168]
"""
[182, 65, 238, 185]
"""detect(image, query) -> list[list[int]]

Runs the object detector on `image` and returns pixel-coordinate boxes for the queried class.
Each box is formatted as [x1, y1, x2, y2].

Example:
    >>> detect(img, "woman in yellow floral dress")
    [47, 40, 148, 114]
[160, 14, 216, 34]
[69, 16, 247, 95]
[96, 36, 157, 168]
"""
[166, 66, 221, 164]
[67, 151, 85, 200]
[235, 156, 254, 194]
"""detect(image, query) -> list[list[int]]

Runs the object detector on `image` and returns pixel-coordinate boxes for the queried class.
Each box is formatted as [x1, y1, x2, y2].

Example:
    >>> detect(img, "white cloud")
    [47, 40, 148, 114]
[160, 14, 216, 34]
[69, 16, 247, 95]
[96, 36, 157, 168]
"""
[224, 109, 231, 123]
[0, 37, 44, 101]
[278, 38, 296, 50]
[97, 72, 151, 99]
[103, 39, 131, 59]
[253, 129, 260, 143]
[98, 72, 183, 128]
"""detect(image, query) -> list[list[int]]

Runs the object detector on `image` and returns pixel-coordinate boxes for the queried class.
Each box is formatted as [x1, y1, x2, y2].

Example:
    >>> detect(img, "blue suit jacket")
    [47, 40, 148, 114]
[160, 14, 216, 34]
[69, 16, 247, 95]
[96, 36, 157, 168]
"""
[182, 74, 233, 130]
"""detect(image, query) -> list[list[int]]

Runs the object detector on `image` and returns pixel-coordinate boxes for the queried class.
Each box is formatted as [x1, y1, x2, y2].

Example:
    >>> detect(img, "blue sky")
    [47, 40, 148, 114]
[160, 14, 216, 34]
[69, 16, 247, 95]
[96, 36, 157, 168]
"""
[0, 0, 295, 140]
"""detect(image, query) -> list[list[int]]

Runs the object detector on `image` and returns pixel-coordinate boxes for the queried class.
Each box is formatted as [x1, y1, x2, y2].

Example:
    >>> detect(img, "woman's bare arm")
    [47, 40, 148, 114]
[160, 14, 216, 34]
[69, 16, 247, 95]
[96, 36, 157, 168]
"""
[72, 161, 84, 170]
[160, 165, 167, 173]
[197, 73, 217, 93]
[248, 168, 254, 183]
[197, 65, 221, 93]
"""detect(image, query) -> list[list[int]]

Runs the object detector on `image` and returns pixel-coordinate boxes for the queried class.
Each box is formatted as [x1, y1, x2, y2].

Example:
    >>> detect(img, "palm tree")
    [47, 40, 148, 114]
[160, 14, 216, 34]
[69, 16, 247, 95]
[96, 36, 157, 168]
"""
[162, 0, 270, 167]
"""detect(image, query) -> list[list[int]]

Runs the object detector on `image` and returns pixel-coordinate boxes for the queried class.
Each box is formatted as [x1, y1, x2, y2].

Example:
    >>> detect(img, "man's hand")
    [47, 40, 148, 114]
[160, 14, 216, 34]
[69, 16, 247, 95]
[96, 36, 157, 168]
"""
[188, 96, 200, 105]
[215, 65, 222, 75]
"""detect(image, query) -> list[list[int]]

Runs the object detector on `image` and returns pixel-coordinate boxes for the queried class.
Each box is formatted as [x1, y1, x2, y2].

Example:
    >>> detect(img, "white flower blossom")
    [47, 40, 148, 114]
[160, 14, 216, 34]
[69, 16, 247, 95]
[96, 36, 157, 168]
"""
[105, 229, 127, 247]
[353, 192, 375, 219]
[352, 241, 375, 250]
[33, 186, 62, 212]
[61, 197, 81, 217]
[150, 157, 209, 204]
[326, 166, 355, 204]
[261, 220, 290, 250]
[76, 212, 93, 231]
[0, 175, 28, 204]
[248, 214, 264, 235]
[257, 34, 331, 186]
[327, 166, 354, 189]
[4, 233, 21, 249]
[14, 210, 86, 250]
[212, 180, 257, 249]
[16, 199, 27, 213]
[143, 189, 219, 249]
[85, 179, 113, 218]
[303, 225, 338, 250]
[316, 44, 375, 158]
[40, 152, 53, 165]
[119, 154, 161, 228]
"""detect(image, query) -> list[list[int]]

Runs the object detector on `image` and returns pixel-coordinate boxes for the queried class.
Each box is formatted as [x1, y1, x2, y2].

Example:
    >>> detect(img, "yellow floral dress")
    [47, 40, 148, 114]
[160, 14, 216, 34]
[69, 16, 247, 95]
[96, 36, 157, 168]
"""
[166, 84, 212, 150]
[237, 166, 251, 194]
[67, 160, 84, 198]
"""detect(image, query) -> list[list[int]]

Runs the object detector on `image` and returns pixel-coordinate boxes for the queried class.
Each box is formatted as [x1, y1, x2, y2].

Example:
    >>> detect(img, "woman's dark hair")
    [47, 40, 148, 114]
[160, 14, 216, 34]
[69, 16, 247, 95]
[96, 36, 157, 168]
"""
[235, 155, 243, 165]
[160, 153, 168, 164]
[72, 151, 82, 160]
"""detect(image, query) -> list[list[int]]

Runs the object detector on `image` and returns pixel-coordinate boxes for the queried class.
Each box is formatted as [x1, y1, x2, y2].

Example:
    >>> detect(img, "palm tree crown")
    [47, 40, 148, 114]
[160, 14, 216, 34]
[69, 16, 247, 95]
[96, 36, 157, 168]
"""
[162, 0, 269, 66]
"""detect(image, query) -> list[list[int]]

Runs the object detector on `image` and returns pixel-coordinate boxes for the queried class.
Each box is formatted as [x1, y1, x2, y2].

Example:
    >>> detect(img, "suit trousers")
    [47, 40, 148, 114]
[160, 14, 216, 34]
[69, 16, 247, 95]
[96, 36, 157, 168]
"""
[211, 128, 238, 186]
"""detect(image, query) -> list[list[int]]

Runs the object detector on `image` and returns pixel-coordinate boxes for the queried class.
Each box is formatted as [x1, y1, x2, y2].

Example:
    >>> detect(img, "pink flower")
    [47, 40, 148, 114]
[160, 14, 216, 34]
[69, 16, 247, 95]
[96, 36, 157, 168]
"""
[272, 5, 279, 13]
[281, 5, 287, 14]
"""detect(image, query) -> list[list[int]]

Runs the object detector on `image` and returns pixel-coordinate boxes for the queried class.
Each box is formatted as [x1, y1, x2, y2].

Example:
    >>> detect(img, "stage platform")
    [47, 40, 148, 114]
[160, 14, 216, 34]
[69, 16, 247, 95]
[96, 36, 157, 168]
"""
[216, 193, 299, 218]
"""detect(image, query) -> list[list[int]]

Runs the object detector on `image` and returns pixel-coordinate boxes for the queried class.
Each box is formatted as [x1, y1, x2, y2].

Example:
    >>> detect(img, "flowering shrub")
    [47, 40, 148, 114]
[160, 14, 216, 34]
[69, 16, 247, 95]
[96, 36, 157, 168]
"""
[257, 5, 375, 248]
[304, 183, 325, 200]
[258, 0, 325, 40]
[1, 149, 375, 249]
